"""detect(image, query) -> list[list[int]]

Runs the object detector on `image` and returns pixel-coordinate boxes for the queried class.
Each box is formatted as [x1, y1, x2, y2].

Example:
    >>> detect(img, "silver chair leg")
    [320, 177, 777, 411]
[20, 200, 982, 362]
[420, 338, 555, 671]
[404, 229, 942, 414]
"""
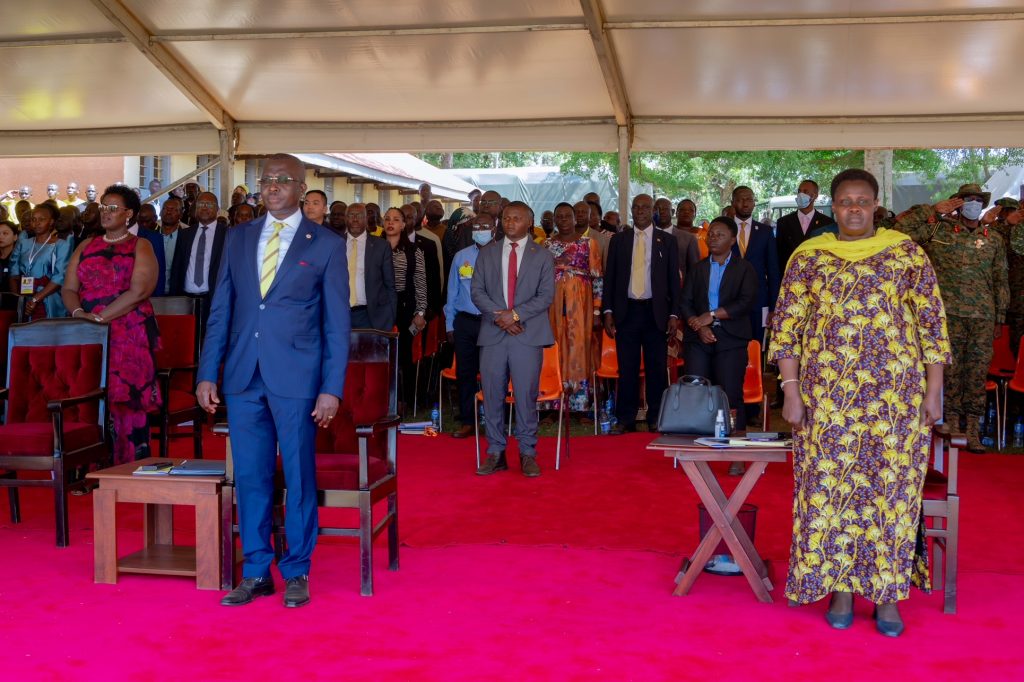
[474, 394, 481, 469]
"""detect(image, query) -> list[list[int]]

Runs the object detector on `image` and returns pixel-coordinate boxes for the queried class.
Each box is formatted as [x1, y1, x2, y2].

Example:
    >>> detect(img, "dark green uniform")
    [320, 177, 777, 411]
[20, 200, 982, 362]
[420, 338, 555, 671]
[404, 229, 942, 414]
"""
[1000, 199, 1024, 355]
[893, 204, 1009, 429]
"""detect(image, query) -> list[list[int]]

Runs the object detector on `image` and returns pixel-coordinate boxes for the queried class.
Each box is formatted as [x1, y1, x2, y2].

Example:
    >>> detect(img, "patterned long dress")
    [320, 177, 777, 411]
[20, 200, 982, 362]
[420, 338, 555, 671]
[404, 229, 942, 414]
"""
[77, 236, 162, 464]
[545, 236, 603, 411]
[768, 236, 950, 604]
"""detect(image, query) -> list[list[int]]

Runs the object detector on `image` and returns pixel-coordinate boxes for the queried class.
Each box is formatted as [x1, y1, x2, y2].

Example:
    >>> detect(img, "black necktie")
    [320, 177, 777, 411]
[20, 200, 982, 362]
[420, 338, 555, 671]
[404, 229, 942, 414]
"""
[194, 225, 208, 288]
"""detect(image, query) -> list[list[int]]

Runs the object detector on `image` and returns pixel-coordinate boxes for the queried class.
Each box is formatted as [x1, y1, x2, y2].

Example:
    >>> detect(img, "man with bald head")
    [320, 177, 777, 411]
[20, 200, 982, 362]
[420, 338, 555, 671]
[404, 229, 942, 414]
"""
[603, 193, 681, 434]
[345, 203, 397, 331]
[171, 190, 227, 330]
[198, 153, 350, 609]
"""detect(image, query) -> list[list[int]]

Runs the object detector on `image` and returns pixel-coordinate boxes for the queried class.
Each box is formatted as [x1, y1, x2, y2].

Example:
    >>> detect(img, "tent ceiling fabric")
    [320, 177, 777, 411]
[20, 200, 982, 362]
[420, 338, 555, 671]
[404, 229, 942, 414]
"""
[1, 0, 1022, 155]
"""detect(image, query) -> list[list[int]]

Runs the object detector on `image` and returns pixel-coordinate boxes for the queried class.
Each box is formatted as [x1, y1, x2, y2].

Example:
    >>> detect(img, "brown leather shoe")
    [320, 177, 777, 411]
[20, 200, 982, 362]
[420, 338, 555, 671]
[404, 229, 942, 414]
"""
[521, 455, 541, 478]
[451, 424, 473, 439]
[283, 575, 310, 608]
[476, 453, 508, 475]
[728, 462, 746, 476]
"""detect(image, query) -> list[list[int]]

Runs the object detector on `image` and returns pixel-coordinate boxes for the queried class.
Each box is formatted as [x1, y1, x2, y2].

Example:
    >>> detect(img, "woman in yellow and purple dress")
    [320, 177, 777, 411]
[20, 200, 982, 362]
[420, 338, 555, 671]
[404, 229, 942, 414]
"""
[769, 169, 950, 638]
[544, 202, 602, 413]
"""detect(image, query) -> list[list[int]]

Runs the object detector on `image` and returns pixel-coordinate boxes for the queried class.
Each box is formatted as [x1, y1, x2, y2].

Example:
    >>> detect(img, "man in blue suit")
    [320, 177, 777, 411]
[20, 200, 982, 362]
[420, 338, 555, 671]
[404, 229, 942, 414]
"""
[197, 153, 350, 608]
[730, 186, 781, 348]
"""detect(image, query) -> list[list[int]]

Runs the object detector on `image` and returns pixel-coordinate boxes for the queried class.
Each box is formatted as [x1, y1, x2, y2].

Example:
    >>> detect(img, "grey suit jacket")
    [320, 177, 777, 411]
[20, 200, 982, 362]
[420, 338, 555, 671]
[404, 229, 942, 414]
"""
[667, 227, 701, 283]
[471, 237, 555, 347]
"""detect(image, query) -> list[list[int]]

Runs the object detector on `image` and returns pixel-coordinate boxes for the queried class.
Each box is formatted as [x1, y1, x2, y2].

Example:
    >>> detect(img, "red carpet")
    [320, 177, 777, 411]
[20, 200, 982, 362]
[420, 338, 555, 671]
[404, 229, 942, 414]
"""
[2, 431, 1023, 680]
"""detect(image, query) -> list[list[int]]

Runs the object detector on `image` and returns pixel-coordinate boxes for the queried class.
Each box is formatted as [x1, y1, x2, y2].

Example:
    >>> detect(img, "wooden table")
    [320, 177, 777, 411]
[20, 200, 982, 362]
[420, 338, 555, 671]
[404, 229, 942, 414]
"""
[647, 435, 789, 603]
[87, 457, 225, 590]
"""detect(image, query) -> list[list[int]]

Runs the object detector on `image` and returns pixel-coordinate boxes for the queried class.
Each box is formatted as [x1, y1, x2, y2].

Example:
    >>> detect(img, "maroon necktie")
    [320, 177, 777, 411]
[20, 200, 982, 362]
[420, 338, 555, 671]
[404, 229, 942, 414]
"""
[507, 241, 518, 307]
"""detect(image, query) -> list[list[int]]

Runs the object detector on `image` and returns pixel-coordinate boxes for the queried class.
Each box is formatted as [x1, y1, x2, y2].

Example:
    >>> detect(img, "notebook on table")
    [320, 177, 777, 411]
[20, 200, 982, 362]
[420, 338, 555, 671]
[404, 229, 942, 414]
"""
[168, 460, 227, 477]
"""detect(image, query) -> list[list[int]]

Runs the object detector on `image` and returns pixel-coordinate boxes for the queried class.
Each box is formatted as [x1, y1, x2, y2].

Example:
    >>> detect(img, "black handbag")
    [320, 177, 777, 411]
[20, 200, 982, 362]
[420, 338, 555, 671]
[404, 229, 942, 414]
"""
[656, 375, 731, 435]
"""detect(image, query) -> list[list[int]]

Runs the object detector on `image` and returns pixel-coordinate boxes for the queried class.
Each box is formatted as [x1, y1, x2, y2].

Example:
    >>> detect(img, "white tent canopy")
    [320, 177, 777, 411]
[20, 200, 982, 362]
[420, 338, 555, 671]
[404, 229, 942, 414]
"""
[2, 1, 1023, 158]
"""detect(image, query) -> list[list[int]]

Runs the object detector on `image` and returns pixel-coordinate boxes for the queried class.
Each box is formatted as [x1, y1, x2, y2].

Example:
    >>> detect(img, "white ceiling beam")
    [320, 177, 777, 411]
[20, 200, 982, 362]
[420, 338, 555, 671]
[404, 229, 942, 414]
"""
[0, 33, 126, 48]
[152, 21, 585, 42]
[579, 0, 631, 128]
[88, 0, 233, 130]
[606, 12, 1024, 30]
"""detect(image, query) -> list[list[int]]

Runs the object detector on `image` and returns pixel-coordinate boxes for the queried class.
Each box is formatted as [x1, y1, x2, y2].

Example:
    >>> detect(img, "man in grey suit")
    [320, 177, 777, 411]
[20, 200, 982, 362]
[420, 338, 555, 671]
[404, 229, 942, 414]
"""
[471, 201, 555, 477]
[655, 197, 700, 283]
[345, 203, 397, 330]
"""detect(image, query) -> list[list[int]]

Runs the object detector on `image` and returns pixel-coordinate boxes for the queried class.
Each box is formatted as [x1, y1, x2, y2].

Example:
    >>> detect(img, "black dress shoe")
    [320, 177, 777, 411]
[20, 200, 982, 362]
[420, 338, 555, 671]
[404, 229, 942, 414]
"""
[520, 455, 541, 478]
[284, 575, 311, 608]
[451, 425, 474, 439]
[476, 453, 508, 475]
[873, 605, 905, 637]
[221, 576, 275, 606]
[825, 594, 853, 630]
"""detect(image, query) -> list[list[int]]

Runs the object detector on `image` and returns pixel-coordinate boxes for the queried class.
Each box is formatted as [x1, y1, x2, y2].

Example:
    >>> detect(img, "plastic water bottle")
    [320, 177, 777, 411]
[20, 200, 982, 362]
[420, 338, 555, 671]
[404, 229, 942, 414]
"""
[599, 401, 611, 434]
[982, 405, 997, 448]
[606, 396, 617, 430]
[430, 403, 440, 431]
[715, 409, 727, 438]
[1014, 417, 1024, 448]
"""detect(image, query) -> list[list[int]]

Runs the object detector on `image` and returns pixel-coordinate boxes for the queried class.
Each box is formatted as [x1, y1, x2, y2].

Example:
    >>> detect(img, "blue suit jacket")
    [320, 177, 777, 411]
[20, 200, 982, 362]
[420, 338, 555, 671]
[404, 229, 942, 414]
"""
[197, 215, 351, 400]
[731, 219, 781, 316]
[137, 227, 166, 297]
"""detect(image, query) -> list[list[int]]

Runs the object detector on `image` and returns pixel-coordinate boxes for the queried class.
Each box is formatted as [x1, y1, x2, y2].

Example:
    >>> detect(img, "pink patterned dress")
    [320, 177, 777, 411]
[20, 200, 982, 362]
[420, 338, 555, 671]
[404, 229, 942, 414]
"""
[77, 236, 162, 464]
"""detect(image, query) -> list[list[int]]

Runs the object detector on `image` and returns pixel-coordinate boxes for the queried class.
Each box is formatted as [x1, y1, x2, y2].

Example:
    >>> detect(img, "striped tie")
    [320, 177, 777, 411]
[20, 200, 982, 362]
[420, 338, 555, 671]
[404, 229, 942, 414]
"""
[260, 221, 286, 297]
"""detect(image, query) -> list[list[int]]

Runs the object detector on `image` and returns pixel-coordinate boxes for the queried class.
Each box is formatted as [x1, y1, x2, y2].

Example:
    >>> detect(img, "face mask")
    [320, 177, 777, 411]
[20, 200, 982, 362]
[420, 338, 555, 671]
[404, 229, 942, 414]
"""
[960, 200, 983, 221]
[472, 231, 492, 246]
[796, 192, 813, 209]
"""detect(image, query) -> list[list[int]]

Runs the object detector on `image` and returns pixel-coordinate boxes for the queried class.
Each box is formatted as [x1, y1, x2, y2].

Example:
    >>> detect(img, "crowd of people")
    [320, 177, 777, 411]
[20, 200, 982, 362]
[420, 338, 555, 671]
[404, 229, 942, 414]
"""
[5, 157, 1024, 629]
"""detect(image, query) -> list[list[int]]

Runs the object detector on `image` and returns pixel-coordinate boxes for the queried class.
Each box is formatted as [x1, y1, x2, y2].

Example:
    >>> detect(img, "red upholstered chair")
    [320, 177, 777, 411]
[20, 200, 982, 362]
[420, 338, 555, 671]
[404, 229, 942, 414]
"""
[926, 427, 963, 614]
[0, 318, 110, 546]
[222, 329, 400, 595]
[151, 297, 203, 458]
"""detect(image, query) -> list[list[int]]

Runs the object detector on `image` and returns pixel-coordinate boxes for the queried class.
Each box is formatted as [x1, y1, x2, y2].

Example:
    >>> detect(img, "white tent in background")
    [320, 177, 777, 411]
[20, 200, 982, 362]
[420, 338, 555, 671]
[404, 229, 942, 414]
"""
[984, 166, 1024, 204]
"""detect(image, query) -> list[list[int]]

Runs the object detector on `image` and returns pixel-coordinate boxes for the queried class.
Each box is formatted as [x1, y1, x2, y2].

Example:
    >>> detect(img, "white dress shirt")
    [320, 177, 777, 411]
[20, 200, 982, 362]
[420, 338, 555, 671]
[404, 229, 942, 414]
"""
[501, 234, 529, 308]
[347, 230, 367, 306]
[798, 209, 814, 234]
[256, 209, 302, 276]
[627, 225, 653, 300]
[184, 221, 217, 294]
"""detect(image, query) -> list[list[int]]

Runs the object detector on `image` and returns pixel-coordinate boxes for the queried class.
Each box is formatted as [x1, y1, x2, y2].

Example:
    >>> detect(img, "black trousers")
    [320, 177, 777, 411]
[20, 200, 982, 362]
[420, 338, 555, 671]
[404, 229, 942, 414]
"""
[615, 300, 668, 428]
[452, 312, 481, 426]
[683, 336, 748, 430]
[350, 306, 371, 329]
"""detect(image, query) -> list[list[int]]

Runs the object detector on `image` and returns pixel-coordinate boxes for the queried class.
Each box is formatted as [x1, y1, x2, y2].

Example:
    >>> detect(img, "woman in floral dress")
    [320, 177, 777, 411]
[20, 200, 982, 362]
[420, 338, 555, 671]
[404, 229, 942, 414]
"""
[769, 169, 950, 637]
[63, 185, 161, 464]
[544, 202, 603, 413]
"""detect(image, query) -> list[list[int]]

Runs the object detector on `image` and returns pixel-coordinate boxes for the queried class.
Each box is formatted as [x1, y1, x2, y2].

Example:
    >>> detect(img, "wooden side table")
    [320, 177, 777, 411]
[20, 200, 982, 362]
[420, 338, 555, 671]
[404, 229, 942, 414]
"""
[87, 458, 224, 590]
[647, 435, 789, 603]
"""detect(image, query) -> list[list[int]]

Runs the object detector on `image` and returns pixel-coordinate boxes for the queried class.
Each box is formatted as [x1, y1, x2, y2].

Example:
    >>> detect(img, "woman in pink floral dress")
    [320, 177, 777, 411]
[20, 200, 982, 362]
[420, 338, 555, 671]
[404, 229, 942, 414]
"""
[63, 185, 161, 464]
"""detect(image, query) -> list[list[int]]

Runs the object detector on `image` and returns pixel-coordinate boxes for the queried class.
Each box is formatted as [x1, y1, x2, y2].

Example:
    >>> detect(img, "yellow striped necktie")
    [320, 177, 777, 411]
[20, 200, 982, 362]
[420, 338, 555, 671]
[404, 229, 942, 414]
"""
[260, 221, 286, 297]
[349, 237, 358, 306]
[630, 229, 647, 298]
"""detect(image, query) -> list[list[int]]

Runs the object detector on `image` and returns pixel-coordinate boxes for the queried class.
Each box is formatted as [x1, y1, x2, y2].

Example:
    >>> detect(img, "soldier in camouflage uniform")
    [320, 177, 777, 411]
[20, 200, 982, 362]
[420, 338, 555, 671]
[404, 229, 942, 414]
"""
[989, 198, 1024, 356]
[893, 184, 1009, 452]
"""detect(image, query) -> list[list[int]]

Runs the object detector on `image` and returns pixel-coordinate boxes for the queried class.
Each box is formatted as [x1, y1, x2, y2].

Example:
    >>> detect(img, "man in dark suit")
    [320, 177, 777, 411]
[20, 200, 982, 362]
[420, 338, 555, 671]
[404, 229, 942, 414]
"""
[680, 217, 759, 435]
[775, 179, 834, 274]
[730, 185, 780, 348]
[603, 194, 681, 434]
[170, 191, 227, 335]
[655, 196, 700, 284]
[471, 201, 555, 477]
[197, 153, 350, 609]
[345, 202, 397, 331]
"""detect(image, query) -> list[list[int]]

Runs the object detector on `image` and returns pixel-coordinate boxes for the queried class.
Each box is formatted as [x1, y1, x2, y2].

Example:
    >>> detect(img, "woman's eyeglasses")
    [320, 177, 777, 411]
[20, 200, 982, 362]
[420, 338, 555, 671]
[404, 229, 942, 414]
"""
[98, 204, 124, 213]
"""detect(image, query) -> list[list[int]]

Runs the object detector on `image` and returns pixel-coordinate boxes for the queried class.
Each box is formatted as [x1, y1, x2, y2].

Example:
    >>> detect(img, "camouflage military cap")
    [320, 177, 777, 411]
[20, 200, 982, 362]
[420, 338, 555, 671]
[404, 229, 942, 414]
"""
[994, 197, 1020, 210]
[955, 183, 991, 207]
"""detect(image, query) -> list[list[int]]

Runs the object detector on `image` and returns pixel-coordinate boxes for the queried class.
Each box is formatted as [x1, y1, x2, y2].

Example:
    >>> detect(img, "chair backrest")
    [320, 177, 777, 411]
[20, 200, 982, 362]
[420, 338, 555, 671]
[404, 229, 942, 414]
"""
[597, 331, 618, 375]
[151, 296, 201, 369]
[743, 340, 763, 403]
[990, 326, 1016, 376]
[4, 319, 110, 426]
[315, 330, 399, 458]
[1011, 338, 1024, 388]
[441, 353, 457, 379]
[537, 343, 563, 399]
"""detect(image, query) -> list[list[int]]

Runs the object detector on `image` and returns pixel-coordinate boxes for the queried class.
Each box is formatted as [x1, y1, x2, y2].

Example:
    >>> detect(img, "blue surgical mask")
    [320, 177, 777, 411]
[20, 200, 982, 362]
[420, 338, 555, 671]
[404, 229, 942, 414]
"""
[796, 192, 813, 209]
[960, 200, 983, 221]
[472, 231, 492, 246]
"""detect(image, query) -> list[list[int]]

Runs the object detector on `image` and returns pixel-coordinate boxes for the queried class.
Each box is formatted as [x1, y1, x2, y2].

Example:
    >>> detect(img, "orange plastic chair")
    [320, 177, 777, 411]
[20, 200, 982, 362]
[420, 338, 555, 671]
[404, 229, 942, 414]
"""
[988, 326, 1014, 448]
[743, 340, 769, 431]
[591, 331, 646, 433]
[437, 354, 457, 432]
[474, 343, 569, 470]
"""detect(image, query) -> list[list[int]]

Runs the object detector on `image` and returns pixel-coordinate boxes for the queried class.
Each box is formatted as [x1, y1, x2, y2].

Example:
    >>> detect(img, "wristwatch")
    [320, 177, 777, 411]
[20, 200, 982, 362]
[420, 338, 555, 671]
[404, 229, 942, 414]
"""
[709, 309, 717, 320]
[511, 309, 520, 323]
